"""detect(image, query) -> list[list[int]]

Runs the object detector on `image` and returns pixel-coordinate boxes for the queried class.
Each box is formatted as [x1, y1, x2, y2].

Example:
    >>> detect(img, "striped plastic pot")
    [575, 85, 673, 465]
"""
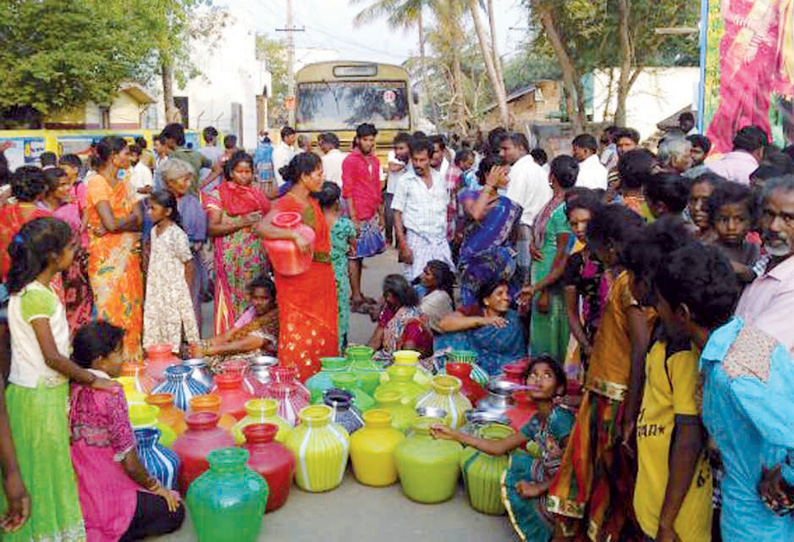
[135, 427, 180, 490]
[286, 405, 349, 493]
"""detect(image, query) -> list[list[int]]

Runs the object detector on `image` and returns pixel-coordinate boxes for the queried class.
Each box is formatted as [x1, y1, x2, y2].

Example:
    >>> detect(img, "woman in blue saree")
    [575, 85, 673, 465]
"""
[436, 280, 526, 376]
[457, 157, 522, 307]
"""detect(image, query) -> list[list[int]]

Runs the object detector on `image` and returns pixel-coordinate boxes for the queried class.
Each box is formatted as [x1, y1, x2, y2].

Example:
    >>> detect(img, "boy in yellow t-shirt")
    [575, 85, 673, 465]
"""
[633, 242, 741, 542]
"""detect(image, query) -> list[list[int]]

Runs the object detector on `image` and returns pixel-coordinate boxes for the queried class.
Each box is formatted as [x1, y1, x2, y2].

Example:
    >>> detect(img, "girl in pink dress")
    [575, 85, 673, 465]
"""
[69, 322, 184, 542]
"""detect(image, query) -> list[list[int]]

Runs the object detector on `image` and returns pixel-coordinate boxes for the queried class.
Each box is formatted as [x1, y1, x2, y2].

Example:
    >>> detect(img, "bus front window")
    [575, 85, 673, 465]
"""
[296, 81, 410, 132]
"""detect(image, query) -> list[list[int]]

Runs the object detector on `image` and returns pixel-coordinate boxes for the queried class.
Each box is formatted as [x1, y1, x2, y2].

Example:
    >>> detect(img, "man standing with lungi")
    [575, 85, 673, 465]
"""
[392, 136, 454, 281]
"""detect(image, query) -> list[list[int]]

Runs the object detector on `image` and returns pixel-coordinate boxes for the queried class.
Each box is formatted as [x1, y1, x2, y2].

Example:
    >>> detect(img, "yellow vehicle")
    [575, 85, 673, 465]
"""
[294, 61, 418, 167]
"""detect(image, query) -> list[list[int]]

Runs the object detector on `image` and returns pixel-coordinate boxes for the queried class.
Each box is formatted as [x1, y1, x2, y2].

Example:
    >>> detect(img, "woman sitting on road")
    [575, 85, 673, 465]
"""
[368, 274, 433, 359]
[189, 274, 278, 372]
[417, 260, 456, 334]
[436, 280, 527, 376]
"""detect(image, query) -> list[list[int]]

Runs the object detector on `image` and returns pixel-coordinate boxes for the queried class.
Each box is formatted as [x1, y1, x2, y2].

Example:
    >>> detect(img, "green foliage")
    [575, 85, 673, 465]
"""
[0, 0, 155, 119]
[256, 35, 289, 127]
[524, 0, 698, 74]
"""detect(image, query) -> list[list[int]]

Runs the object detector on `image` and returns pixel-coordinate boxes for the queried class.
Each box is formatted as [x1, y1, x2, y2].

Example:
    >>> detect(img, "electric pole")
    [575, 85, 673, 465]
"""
[276, 0, 304, 127]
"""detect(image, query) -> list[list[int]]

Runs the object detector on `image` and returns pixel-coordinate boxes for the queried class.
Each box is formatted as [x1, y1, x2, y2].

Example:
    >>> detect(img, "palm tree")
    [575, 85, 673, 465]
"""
[351, 0, 436, 124]
[466, 0, 509, 127]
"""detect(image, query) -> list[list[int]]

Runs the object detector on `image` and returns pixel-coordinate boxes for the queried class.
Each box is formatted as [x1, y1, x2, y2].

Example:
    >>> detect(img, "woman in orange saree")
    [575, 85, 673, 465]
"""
[85, 137, 144, 360]
[256, 153, 338, 381]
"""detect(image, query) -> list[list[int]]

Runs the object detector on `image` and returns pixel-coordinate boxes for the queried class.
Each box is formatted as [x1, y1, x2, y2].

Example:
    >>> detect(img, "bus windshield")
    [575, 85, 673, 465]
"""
[296, 80, 410, 131]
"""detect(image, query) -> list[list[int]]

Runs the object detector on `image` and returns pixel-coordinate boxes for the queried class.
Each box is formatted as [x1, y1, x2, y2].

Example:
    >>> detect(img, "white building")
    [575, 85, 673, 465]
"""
[148, 11, 271, 149]
[591, 67, 700, 141]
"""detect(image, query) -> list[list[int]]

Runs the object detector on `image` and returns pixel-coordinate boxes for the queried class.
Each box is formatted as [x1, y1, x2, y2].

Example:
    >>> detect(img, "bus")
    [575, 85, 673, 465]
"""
[294, 61, 419, 166]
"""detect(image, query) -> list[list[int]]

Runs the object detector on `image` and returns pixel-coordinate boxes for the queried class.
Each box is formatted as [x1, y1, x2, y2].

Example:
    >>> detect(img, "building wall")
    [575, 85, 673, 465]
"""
[591, 67, 700, 141]
[150, 12, 271, 149]
[108, 92, 144, 129]
[483, 80, 562, 128]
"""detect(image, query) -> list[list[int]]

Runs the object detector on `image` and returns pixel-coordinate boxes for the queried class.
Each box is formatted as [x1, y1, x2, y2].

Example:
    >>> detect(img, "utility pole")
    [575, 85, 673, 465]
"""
[276, 0, 304, 127]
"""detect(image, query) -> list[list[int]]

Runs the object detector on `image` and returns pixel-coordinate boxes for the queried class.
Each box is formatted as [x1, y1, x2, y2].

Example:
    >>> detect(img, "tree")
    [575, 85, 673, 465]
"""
[256, 35, 289, 127]
[522, 0, 698, 133]
[0, 0, 155, 126]
[351, 0, 436, 124]
[467, 0, 509, 127]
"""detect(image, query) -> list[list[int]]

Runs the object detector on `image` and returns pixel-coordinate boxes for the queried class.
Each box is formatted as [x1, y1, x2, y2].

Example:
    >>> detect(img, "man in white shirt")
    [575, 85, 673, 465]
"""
[128, 143, 153, 202]
[272, 126, 297, 186]
[573, 133, 609, 190]
[385, 132, 412, 247]
[318, 132, 347, 188]
[392, 137, 453, 280]
[500, 132, 553, 283]
[430, 135, 450, 180]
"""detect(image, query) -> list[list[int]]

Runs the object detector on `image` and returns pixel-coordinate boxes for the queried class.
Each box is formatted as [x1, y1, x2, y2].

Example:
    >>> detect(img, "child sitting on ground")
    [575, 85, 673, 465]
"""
[431, 356, 574, 542]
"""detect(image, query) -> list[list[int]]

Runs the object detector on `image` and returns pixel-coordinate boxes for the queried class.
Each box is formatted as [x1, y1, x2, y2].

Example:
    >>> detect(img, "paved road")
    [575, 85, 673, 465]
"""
[162, 249, 517, 541]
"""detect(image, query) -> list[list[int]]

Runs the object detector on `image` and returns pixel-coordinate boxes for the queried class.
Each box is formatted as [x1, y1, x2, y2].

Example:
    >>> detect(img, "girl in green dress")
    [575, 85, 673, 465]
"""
[521, 156, 577, 363]
[0, 217, 116, 542]
[431, 356, 574, 542]
[318, 182, 357, 351]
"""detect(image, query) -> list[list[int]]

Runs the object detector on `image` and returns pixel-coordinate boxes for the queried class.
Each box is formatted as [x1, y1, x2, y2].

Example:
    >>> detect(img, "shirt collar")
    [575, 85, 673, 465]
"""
[582, 154, 600, 166]
[766, 253, 794, 281]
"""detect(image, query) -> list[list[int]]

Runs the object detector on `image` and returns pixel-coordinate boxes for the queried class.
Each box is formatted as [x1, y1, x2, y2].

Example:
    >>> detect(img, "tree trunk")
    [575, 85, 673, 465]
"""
[486, 0, 506, 102]
[161, 62, 179, 124]
[468, 0, 509, 127]
[614, 0, 632, 126]
[451, 39, 467, 133]
[535, 3, 586, 133]
[417, 11, 436, 126]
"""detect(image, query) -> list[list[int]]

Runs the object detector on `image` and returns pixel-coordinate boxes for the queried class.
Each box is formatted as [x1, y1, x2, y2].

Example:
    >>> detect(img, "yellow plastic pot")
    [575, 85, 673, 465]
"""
[350, 410, 405, 487]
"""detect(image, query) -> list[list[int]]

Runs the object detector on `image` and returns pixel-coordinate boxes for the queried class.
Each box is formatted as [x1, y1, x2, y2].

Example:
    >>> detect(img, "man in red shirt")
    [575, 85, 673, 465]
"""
[342, 123, 385, 310]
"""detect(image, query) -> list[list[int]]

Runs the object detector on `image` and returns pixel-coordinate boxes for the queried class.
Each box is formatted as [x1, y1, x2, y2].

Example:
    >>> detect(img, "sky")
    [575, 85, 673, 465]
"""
[225, 0, 528, 65]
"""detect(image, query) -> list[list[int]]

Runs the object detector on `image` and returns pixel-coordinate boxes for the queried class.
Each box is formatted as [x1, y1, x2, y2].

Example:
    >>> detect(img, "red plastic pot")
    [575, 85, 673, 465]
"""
[211, 373, 254, 421]
[501, 363, 525, 385]
[445, 363, 486, 404]
[145, 344, 179, 383]
[263, 212, 316, 276]
[505, 392, 537, 432]
[172, 412, 235, 493]
[241, 424, 295, 512]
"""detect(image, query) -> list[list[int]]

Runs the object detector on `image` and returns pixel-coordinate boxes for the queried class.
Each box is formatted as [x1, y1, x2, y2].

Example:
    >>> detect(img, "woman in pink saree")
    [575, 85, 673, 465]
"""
[707, 0, 794, 153]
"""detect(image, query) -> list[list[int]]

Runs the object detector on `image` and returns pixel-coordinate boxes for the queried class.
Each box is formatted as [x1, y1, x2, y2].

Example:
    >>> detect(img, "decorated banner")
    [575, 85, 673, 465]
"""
[701, 0, 794, 154]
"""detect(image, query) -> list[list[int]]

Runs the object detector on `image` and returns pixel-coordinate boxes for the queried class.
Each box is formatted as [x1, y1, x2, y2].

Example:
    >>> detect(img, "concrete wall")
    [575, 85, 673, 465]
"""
[150, 12, 271, 149]
[591, 67, 700, 141]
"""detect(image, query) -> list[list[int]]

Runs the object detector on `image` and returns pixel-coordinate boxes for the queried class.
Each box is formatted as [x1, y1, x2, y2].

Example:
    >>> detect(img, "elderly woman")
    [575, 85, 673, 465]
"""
[189, 275, 278, 372]
[205, 152, 270, 335]
[437, 280, 526, 375]
[160, 158, 208, 330]
[368, 274, 433, 359]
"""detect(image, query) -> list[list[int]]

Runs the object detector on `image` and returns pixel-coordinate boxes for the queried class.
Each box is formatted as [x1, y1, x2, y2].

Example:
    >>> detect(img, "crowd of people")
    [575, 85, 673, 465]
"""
[0, 113, 794, 542]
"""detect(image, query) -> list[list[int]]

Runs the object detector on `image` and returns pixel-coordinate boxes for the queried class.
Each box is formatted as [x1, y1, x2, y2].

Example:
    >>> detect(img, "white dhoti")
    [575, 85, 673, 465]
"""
[404, 230, 453, 281]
